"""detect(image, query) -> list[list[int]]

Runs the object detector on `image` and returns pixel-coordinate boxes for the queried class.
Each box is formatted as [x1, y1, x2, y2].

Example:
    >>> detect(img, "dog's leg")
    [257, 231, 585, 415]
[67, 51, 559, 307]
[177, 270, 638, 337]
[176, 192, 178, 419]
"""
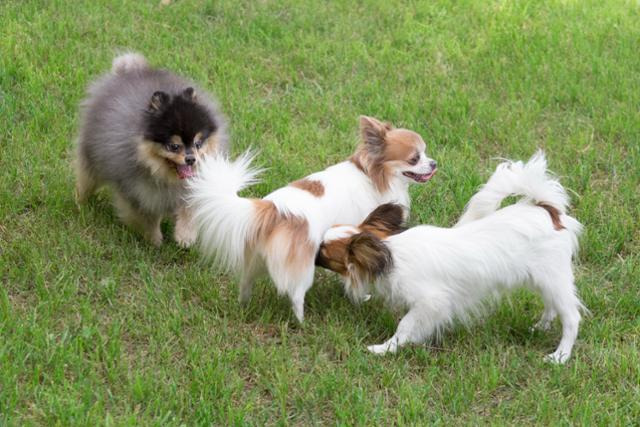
[530, 288, 558, 332]
[174, 205, 197, 248]
[267, 260, 315, 323]
[535, 267, 582, 364]
[545, 301, 580, 364]
[113, 191, 163, 246]
[265, 229, 317, 323]
[285, 264, 315, 324]
[368, 306, 432, 355]
[239, 253, 263, 304]
[74, 153, 99, 204]
[532, 306, 557, 332]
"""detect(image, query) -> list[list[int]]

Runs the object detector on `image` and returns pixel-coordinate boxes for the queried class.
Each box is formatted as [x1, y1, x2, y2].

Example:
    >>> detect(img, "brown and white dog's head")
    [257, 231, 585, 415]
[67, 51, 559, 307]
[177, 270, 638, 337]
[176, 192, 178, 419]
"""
[316, 203, 407, 302]
[350, 116, 437, 192]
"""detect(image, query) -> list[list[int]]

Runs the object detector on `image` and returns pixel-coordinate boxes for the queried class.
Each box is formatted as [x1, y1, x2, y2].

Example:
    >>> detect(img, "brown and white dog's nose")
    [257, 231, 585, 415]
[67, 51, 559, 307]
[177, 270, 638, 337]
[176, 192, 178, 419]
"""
[185, 155, 196, 166]
[429, 160, 437, 170]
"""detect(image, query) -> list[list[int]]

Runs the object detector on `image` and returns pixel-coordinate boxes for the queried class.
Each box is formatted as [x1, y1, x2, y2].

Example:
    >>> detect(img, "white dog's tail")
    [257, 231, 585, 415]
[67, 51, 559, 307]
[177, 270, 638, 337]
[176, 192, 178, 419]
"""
[112, 52, 149, 75]
[456, 150, 570, 226]
[187, 151, 263, 272]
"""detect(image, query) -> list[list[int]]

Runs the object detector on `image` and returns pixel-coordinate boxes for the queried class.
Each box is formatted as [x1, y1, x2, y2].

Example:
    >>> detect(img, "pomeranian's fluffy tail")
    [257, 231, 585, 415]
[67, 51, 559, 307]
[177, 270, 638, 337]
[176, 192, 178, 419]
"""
[111, 52, 149, 75]
[187, 152, 263, 272]
[456, 150, 571, 227]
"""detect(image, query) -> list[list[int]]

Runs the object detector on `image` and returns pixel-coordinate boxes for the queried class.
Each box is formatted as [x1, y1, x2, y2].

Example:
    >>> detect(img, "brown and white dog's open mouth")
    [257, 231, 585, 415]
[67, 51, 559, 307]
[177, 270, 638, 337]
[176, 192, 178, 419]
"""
[403, 168, 437, 183]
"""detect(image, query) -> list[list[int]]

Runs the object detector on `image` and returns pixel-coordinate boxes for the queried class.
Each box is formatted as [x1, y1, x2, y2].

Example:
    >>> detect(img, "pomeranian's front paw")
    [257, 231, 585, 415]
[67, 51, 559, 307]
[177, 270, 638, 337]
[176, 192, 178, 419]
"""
[174, 230, 196, 248]
[147, 230, 163, 247]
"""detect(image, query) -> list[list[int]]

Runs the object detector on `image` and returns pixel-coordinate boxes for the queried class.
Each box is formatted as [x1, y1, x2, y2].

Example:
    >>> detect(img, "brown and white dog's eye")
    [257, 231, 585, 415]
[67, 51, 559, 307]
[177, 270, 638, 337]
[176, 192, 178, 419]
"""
[195, 140, 203, 149]
[167, 143, 181, 152]
[407, 153, 420, 165]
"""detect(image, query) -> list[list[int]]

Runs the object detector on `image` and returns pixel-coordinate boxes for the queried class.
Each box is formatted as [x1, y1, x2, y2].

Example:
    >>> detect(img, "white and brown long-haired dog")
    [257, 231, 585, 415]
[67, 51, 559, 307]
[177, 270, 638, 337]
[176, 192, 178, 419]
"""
[188, 116, 437, 322]
[316, 152, 585, 363]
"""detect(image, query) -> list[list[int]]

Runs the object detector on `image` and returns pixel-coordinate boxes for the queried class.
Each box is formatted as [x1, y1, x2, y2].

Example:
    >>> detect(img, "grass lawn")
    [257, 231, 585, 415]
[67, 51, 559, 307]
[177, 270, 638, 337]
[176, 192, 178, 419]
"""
[1, 0, 639, 424]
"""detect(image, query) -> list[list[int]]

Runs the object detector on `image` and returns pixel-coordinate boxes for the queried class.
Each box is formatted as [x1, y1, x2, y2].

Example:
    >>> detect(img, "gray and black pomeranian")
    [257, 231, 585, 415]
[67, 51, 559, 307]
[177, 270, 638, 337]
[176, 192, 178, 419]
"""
[74, 52, 228, 246]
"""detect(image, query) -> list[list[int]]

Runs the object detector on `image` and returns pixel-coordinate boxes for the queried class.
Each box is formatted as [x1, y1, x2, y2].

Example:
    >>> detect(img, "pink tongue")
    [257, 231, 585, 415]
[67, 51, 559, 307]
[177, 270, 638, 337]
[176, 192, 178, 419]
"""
[177, 164, 195, 179]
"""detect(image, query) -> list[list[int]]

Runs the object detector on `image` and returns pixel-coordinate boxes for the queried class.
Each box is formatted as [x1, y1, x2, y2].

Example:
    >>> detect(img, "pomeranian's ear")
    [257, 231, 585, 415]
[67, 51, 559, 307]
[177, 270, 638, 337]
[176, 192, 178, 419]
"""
[359, 116, 393, 150]
[360, 203, 407, 238]
[182, 87, 197, 101]
[149, 91, 170, 112]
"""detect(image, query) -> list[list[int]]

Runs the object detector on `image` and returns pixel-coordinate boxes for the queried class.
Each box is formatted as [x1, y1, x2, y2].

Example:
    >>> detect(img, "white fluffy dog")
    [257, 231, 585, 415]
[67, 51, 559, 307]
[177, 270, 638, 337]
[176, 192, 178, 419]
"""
[316, 152, 585, 363]
[188, 116, 436, 322]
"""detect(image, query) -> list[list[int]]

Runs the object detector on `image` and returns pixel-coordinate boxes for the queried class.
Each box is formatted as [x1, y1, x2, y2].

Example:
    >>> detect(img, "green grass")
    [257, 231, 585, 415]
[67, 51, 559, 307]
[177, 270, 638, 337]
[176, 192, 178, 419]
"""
[1, 0, 639, 424]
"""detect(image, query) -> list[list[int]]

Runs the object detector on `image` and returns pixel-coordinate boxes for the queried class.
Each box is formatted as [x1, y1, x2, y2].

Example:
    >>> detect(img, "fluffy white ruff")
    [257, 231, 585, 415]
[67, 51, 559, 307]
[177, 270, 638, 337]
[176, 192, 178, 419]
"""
[354, 152, 585, 363]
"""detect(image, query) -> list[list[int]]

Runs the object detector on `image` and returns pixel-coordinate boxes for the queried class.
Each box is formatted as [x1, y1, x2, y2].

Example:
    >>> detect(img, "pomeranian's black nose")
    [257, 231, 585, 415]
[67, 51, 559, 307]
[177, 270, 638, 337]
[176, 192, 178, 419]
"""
[430, 160, 437, 169]
[185, 155, 196, 166]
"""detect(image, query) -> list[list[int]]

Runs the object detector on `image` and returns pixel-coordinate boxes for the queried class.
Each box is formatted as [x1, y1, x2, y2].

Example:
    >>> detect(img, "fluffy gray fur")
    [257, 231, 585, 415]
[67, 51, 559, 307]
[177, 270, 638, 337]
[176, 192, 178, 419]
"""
[75, 52, 229, 245]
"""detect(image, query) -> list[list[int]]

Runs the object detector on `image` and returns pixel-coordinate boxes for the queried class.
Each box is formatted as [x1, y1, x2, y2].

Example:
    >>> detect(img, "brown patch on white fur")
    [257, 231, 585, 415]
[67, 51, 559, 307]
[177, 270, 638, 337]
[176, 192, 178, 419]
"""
[290, 179, 325, 197]
[537, 202, 565, 231]
[252, 200, 316, 274]
[350, 116, 427, 192]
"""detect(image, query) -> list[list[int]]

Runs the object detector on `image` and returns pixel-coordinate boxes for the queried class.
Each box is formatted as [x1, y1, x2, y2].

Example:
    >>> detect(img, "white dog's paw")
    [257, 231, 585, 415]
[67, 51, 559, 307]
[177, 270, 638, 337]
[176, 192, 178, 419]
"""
[544, 351, 569, 364]
[530, 320, 552, 333]
[367, 344, 389, 355]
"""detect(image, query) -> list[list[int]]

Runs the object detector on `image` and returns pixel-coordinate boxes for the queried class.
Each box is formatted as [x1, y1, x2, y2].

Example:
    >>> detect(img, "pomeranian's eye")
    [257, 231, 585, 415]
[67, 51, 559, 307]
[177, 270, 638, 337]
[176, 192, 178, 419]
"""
[408, 153, 420, 165]
[195, 140, 203, 149]
[167, 143, 181, 152]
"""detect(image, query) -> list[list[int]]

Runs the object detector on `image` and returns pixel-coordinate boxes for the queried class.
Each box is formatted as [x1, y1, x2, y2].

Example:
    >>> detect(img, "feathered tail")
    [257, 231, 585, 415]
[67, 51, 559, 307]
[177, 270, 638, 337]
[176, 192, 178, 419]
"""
[455, 150, 571, 226]
[187, 151, 263, 272]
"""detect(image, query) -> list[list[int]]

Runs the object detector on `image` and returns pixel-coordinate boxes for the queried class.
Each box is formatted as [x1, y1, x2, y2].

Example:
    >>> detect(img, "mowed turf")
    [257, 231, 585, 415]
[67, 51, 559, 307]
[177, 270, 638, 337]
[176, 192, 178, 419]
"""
[1, 0, 639, 424]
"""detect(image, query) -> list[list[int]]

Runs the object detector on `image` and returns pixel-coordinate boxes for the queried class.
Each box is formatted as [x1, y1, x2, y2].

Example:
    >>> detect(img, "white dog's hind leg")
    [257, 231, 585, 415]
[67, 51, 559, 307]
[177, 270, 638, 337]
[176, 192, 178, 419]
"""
[532, 308, 557, 332]
[368, 307, 434, 355]
[545, 301, 580, 364]
[531, 303, 557, 332]
[534, 268, 582, 364]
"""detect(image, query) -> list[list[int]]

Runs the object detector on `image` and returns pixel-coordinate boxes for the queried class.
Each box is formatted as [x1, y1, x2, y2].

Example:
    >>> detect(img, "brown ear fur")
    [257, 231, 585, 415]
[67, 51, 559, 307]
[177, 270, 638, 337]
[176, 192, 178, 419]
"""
[347, 232, 393, 284]
[360, 203, 407, 238]
[359, 115, 392, 155]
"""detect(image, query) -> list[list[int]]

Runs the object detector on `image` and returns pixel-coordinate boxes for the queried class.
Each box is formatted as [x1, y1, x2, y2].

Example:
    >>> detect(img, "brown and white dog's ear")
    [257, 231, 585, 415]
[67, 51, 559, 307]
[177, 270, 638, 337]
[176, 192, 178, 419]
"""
[346, 231, 393, 283]
[359, 116, 393, 151]
[360, 203, 407, 238]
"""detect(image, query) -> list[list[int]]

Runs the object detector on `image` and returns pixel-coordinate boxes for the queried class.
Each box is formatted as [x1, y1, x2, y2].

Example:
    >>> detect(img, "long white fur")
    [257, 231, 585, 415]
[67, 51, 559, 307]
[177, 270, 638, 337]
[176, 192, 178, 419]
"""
[341, 152, 585, 363]
[188, 147, 435, 322]
[188, 151, 263, 272]
[455, 150, 569, 226]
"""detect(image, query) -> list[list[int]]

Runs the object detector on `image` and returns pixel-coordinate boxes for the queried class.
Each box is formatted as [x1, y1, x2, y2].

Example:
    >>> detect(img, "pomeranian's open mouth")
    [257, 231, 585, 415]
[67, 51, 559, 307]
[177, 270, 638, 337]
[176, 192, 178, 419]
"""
[403, 169, 437, 183]
[167, 160, 196, 179]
